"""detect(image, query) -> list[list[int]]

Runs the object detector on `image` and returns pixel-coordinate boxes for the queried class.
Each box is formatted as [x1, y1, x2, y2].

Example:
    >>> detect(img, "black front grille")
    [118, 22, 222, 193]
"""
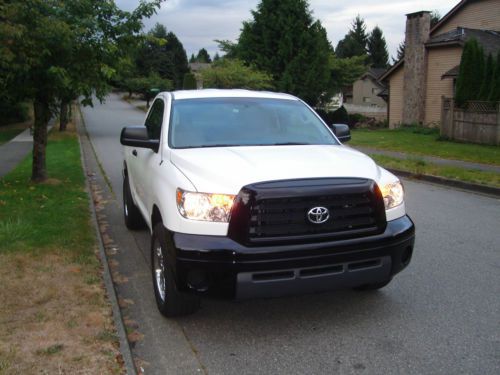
[228, 178, 387, 245]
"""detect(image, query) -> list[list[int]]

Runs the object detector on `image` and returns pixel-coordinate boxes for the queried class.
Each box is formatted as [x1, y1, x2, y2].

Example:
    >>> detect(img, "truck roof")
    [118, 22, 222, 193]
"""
[169, 89, 298, 101]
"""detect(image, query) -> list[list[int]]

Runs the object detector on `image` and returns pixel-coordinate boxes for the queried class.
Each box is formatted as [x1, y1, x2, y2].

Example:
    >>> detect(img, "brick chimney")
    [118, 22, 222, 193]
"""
[402, 11, 431, 125]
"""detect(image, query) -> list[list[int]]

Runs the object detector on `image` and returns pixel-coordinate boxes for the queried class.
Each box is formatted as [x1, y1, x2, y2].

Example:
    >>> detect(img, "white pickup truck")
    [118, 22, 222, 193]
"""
[120, 89, 415, 317]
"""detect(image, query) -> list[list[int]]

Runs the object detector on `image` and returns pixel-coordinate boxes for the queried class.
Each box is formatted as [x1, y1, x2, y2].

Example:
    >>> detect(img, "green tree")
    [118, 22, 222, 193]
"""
[215, 39, 240, 59]
[136, 24, 189, 89]
[367, 26, 389, 68]
[201, 59, 273, 90]
[455, 38, 484, 106]
[195, 48, 212, 63]
[392, 41, 406, 63]
[213, 53, 221, 62]
[165, 31, 190, 89]
[489, 51, 500, 102]
[329, 55, 367, 92]
[474, 43, 485, 98]
[430, 10, 441, 28]
[479, 53, 494, 101]
[235, 0, 332, 105]
[136, 24, 170, 79]
[189, 53, 196, 63]
[335, 15, 368, 58]
[183, 72, 197, 90]
[0, 0, 162, 181]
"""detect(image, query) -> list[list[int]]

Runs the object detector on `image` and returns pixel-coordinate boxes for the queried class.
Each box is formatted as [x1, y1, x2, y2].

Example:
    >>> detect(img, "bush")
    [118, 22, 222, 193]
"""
[331, 106, 349, 124]
[314, 108, 330, 124]
[375, 119, 389, 128]
[201, 59, 273, 90]
[348, 113, 368, 128]
[316, 107, 388, 130]
[315, 106, 350, 126]
[123, 74, 172, 107]
[183, 73, 197, 90]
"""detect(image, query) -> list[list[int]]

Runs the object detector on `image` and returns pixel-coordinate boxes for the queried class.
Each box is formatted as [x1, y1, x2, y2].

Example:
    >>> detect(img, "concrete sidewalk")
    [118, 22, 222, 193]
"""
[0, 128, 33, 178]
[0, 122, 54, 178]
[354, 146, 500, 174]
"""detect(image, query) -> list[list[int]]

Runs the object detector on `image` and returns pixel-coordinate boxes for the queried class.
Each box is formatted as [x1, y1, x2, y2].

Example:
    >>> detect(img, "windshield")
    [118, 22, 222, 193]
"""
[169, 97, 338, 148]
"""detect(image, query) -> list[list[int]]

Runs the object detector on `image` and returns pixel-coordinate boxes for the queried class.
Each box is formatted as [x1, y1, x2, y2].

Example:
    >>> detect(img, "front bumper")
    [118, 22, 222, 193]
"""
[168, 215, 415, 299]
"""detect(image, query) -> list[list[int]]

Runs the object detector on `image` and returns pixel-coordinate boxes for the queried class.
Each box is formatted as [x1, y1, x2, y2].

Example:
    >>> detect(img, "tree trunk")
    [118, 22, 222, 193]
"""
[31, 99, 51, 182]
[59, 100, 69, 131]
[68, 101, 73, 121]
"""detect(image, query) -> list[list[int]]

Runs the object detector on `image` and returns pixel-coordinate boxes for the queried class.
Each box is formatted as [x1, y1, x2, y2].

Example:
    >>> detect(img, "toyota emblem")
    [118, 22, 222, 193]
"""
[307, 206, 330, 224]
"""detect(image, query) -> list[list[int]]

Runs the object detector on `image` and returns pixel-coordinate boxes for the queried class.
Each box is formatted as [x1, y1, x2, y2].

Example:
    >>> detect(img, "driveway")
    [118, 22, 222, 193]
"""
[81, 93, 500, 375]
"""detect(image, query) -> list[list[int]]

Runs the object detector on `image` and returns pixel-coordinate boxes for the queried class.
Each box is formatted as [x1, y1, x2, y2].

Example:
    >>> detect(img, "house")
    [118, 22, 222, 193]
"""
[380, 0, 500, 128]
[349, 68, 387, 108]
[343, 68, 387, 120]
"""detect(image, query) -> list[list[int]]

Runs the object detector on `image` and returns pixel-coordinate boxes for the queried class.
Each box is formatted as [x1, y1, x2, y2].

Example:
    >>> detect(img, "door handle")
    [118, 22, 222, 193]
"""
[132, 149, 138, 157]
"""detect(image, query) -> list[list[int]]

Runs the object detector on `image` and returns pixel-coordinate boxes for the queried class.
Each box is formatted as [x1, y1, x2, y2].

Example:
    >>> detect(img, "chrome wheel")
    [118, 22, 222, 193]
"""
[153, 240, 166, 302]
[124, 198, 129, 217]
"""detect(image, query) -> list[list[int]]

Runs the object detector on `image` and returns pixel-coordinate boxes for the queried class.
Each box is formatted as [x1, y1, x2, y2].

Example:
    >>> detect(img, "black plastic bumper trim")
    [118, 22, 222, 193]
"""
[236, 256, 392, 299]
[169, 215, 415, 299]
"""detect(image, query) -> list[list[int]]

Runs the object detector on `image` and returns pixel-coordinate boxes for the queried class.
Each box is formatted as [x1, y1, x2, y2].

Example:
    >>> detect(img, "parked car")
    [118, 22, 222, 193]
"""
[120, 89, 415, 317]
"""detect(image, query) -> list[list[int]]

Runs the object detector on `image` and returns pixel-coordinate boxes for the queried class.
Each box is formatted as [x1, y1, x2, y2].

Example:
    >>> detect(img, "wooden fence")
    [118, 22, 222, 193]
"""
[441, 98, 500, 145]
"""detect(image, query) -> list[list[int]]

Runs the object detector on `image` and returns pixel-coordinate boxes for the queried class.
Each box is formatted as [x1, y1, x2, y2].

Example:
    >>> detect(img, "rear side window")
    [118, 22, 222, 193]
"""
[145, 99, 165, 140]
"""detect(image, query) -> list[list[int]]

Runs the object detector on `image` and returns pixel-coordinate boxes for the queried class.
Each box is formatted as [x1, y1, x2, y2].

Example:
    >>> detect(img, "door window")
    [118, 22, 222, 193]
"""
[145, 99, 165, 140]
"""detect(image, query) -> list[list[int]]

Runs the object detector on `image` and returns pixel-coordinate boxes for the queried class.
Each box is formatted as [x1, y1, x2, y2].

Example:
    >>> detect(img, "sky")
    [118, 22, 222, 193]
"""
[116, 0, 459, 60]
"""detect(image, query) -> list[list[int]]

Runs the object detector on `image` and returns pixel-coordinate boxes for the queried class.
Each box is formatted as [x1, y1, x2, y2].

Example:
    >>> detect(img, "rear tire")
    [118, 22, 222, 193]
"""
[123, 175, 146, 230]
[151, 223, 200, 317]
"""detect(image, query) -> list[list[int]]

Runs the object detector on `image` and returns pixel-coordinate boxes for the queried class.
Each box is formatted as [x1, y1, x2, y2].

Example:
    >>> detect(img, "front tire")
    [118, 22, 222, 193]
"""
[123, 175, 145, 230]
[151, 223, 200, 317]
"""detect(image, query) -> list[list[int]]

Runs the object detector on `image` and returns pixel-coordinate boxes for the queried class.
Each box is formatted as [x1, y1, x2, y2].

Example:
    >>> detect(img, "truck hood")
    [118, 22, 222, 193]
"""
[170, 145, 382, 194]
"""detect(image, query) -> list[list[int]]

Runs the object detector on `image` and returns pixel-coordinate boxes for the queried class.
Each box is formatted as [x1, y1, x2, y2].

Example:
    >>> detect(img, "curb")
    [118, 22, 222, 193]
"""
[76, 107, 137, 375]
[387, 168, 500, 198]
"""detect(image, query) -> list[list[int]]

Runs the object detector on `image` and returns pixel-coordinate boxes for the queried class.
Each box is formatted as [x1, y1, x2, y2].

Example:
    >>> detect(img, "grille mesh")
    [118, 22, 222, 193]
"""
[248, 193, 380, 241]
[227, 178, 387, 246]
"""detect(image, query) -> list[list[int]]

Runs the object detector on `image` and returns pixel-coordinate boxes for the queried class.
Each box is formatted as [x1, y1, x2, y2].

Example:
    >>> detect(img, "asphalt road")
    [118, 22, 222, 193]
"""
[81, 93, 500, 375]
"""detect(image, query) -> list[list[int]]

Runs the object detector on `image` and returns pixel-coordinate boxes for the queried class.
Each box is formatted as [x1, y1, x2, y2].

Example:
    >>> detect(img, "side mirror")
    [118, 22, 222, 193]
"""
[120, 126, 159, 152]
[331, 124, 351, 143]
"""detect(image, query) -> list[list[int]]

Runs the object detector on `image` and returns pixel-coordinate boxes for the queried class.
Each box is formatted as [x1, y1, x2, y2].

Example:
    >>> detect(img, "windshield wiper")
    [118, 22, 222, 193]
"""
[268, 142, 312, 146]
[177, 142, 315, 149]
[179, 144, 243, 149]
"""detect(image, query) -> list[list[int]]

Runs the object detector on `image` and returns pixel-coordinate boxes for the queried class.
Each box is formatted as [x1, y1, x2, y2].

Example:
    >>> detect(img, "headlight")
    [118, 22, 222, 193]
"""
[176, 189, 235, 222]
[380, 181, 404, 210]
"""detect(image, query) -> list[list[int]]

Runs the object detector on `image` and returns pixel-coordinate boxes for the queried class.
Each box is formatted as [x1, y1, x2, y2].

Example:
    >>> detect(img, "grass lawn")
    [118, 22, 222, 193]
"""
[0, 122, 122, 374]
[350, 127, 500, 166]
[371, 154, 500, 188]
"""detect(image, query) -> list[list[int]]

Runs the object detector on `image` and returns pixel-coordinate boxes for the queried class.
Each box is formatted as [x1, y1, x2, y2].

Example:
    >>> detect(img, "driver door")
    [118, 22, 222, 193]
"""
[132, 98, 165, 217]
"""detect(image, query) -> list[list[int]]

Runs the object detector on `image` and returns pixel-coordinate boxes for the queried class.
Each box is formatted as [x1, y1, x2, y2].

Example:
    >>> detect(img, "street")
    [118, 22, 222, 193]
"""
[81, 93, 500, 375]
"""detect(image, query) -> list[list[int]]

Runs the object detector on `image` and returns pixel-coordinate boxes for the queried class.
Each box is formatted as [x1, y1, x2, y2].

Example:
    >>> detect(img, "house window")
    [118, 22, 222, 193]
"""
[363, 97, 371, 103]
[372, 88, 379, 94]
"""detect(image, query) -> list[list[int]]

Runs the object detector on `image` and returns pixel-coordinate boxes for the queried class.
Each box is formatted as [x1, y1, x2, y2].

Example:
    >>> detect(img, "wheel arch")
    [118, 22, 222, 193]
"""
[123, 160, 128, 177]
[151, 204, 163, 230]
